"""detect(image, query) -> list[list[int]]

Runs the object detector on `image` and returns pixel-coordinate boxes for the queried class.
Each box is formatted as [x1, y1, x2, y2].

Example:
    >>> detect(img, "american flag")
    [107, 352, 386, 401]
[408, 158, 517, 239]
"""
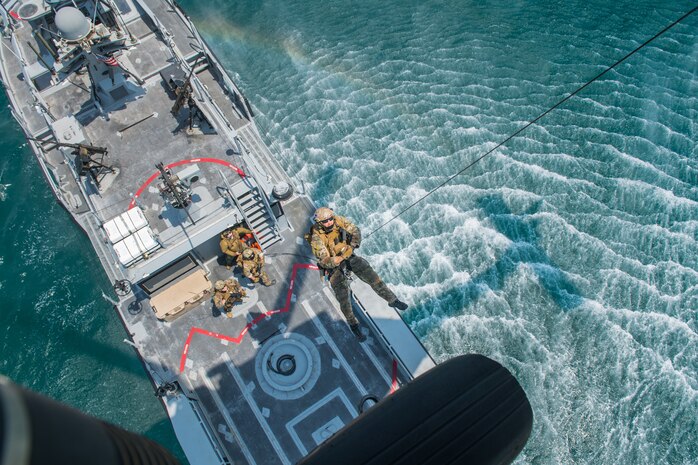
[95, 53, 119, 67]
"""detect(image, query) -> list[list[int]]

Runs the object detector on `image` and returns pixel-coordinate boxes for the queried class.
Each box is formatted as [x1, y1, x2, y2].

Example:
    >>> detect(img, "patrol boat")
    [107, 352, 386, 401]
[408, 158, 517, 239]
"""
[0, 0, 531, 463]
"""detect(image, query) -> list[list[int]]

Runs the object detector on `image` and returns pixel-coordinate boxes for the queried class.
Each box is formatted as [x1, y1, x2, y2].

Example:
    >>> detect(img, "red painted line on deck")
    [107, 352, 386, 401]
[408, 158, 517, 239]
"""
[179, 263, 319, 373]
[129, 157, 245, 209]
[390, 358, 399, 394]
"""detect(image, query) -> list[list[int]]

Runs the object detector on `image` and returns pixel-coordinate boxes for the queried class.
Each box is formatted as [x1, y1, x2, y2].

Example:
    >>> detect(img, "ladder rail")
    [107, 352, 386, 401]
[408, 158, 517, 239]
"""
[218, 170, 281, 251]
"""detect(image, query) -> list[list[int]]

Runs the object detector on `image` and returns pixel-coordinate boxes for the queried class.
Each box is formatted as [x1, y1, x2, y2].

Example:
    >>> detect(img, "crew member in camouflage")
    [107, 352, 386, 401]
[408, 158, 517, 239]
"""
[220, 226, 253, 269]
[309, 207, 408, 341]
[241, 247, 275, 286]
[213, 278, 246, 318]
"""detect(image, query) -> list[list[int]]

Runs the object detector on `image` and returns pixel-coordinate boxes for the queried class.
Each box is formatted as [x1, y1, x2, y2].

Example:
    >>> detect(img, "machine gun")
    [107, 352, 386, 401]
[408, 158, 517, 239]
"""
[224, 291, 244, 309]
[171, 57, 202, 117]
[155, 162, 196, 224]
[28, 138, 114, 188]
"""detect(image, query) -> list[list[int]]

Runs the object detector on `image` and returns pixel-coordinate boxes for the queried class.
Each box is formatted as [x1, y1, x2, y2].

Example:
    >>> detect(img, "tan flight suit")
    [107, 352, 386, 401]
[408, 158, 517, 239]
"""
[310, 215, 397, 326]
[213, 278, 246, 317]
[220, 226, 253, 267]
[241, 248, 273, 286]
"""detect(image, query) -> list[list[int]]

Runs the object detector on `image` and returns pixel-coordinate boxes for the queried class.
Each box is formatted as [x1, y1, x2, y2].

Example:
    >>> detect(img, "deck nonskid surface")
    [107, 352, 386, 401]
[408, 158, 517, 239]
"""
[122, 197, 399, 464]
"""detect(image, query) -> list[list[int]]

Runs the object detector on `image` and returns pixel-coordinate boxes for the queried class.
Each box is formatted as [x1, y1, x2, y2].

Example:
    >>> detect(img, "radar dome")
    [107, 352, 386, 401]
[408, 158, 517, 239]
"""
[55, 7, 91, 41]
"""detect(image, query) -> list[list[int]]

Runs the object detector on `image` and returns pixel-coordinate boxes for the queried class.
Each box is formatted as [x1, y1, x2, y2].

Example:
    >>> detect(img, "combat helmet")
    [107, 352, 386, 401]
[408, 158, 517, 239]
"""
[242, 248, 255, 260]
[214, 280, 225, 291]
[314, 207, 334, 223]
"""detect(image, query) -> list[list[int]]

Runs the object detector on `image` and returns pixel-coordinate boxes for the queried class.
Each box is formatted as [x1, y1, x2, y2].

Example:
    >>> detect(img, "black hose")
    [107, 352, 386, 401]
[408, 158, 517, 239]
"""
[267, 353, 296, 376]
[358, 395, 378, 414]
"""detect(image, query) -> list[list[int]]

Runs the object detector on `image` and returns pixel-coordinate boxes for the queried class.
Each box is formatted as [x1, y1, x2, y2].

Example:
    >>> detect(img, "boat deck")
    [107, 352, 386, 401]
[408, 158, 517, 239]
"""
[124, 196, 402, 464]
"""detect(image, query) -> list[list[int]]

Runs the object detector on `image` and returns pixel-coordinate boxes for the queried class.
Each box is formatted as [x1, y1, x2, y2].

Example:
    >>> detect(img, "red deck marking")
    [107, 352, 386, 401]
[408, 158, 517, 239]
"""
[181, 331, 194, 364]
[390, 358, 399, 394]
[128, 157, 246, 209]
[179, 263, 319, 373]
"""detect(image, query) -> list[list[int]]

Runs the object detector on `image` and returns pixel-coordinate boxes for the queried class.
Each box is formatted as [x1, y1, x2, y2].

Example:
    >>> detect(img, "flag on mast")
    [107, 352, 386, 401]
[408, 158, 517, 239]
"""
[95, 53, 119, 67]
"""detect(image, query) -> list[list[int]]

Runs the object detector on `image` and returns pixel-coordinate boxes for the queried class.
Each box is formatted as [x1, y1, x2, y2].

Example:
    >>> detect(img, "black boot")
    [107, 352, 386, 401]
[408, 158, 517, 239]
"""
[389, 299, 408, 311]
[349, 323, 366, 342]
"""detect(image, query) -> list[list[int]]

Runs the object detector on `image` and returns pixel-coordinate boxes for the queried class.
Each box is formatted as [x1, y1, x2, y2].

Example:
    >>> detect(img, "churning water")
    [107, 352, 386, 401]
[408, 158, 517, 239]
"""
[1, 0, 696, 464]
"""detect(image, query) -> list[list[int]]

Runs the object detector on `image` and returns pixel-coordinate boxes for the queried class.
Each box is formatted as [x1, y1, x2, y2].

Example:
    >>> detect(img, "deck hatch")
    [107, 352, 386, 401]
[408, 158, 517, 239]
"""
[286, 388, 357, 456]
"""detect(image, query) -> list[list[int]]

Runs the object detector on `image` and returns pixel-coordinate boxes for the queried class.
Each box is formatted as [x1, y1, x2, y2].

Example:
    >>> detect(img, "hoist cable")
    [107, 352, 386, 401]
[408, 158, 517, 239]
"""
[365, 4, 698, 239]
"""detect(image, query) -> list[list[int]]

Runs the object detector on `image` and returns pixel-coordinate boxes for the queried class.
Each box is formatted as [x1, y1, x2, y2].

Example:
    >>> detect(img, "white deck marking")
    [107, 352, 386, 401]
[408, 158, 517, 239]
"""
[199, 368, 257, 465]
[359, 336, 393, 388]
[323, 286, 393, 387]
[221, 352, 291, 465]
[301, 300, 368, 396]
[285, 387, 357, 456]
[311, 417, 344, 445]
[322, 287, 341, 311]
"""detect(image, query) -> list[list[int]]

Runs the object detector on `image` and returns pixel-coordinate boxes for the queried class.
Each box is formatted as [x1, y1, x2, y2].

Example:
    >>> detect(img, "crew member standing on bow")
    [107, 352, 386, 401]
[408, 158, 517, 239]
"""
[310, 207, 408, 341]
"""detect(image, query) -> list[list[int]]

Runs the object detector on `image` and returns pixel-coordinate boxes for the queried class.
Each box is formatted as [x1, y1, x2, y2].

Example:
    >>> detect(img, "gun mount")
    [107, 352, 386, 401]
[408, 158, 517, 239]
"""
[155, 162, 196, 224]
[73, 144, 115, 188]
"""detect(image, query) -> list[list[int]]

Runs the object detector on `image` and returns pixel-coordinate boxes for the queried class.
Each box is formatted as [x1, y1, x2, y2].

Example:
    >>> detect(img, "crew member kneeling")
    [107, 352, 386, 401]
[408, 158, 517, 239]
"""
[241, 247, 276, 287]
[213, 278, 246, 318]
[310, 207, 408, 341]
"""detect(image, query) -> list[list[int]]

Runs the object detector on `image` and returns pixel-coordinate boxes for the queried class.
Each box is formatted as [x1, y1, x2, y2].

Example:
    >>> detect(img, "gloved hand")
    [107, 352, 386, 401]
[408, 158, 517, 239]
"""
[340, 245, 353, 259]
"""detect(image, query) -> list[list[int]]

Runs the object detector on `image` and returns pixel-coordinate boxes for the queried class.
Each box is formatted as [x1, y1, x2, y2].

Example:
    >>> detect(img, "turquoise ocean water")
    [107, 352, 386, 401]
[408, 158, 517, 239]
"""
[1, 0, 696, 463]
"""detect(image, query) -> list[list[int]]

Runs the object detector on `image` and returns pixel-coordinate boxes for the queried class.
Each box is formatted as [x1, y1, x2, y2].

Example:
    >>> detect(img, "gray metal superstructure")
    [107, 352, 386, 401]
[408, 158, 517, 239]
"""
[0, 0, 435, 463]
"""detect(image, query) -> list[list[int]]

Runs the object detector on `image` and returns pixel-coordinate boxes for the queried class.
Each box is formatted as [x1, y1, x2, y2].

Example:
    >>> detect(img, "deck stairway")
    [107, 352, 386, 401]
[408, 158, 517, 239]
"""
[229, 177, 282, 250]
[34, 128, 59, 151]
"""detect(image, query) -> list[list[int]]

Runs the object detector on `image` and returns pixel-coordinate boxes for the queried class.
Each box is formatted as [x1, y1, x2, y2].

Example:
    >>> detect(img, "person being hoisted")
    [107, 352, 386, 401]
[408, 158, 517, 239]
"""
[220, 225, 253, 269]
[213, 278, 246, 318]
[309, 207, 408, 341]
[241, 247, 276, 287]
